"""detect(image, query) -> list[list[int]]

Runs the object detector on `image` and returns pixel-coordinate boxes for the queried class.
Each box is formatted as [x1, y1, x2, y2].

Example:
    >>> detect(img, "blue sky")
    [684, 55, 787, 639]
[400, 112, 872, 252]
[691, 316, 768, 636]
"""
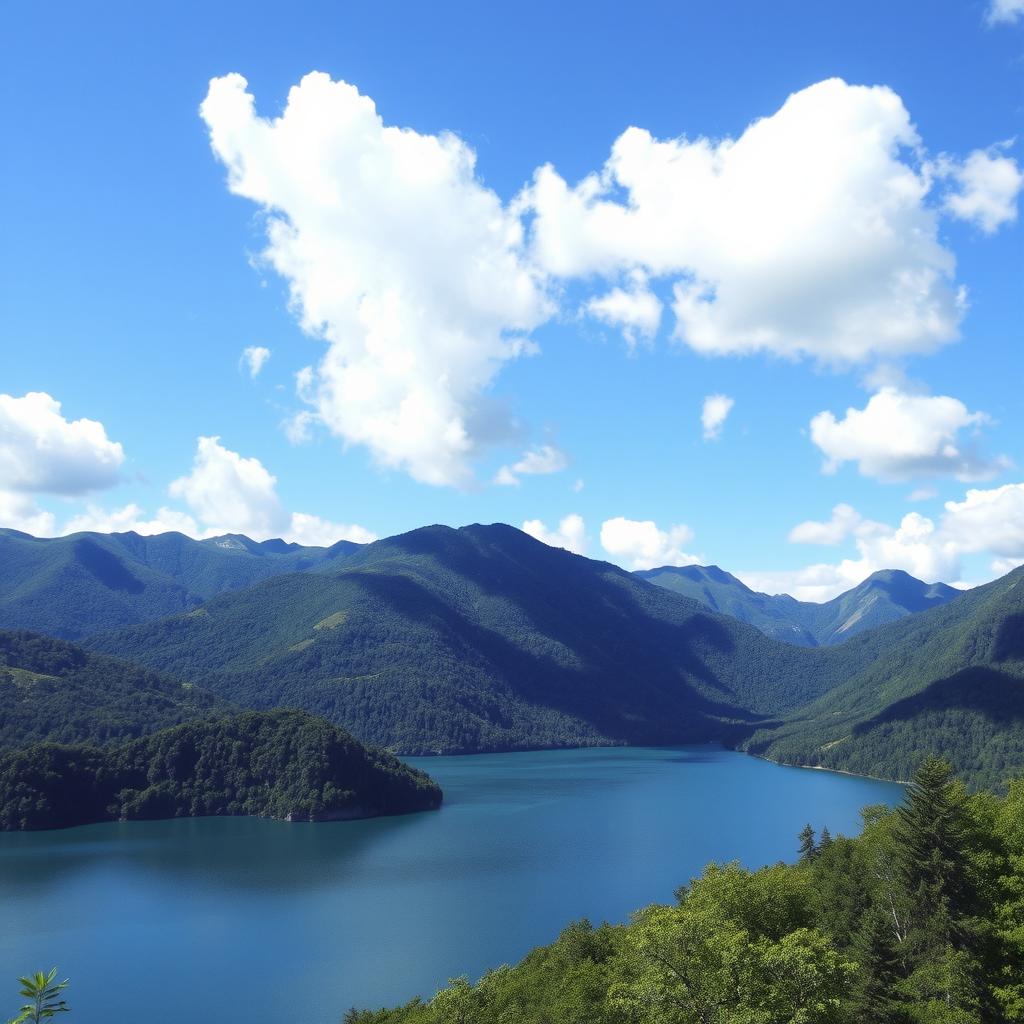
[1, 0, 1022, 598]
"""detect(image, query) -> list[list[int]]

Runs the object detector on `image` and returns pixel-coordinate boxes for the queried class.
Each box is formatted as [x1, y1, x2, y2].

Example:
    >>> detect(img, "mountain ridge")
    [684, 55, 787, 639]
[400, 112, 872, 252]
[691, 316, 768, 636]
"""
[636, 563, 961, 646]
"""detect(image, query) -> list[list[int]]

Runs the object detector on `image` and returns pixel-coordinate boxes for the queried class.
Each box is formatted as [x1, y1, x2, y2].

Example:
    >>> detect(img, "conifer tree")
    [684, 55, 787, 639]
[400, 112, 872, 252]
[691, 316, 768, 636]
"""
[798, 824, 817, 864]
[850, 907, 904, 1024]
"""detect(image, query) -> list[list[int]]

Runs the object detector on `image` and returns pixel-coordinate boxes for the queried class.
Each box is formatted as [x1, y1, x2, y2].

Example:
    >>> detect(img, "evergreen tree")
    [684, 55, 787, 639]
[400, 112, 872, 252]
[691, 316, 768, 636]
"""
[799, 824, 818, 864]
[850, 907, 905, 1024]
[819, 826, 833, 852]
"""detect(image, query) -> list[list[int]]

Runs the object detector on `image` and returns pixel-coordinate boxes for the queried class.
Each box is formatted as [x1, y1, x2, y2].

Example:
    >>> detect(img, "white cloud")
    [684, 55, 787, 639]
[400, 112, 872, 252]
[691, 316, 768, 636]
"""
[201, 72, 550, 488]
[524, 78, 965, 364]
[701, 394, 734, 441]
[286, 512, 377, 546]
[941, 483, 1024, 564]
[169, 436, 374, 545]
[599, 516, 698, 570]
[937, 146, 1023, 233]
[987, 0, 1024, 25]
[908, 487, 938, 502]
[809, 386, 1006, 482]
[522, 514, 588, 555]
[0, 491, 57, 537]
[241, 345, 271, 377]
[584, 270, 662, 350]
[493, 444, 568, 486]
[744, 511, 960, 600]
[170, 436, 287, 538]
[788, 503, 874, 545]
[752, 483, 1024, 600]
[63, 504, 200, 537]
[0, 392, 124, 496]
[572, 478, 584, 493]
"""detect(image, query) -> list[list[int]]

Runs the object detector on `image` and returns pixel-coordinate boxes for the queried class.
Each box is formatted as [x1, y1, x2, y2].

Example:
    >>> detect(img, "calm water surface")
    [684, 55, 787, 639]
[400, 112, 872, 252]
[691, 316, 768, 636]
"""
[0, 746, 903, 1023]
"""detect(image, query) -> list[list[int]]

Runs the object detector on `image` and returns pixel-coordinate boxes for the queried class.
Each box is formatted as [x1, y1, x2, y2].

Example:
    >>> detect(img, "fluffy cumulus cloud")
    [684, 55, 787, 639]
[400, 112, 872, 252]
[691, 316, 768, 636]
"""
[0, 490, 57, 537]
[169, 436, 375, 545]
[494, 444, 568, 486]
[701, 394, 734, 441]
[241, 345, 271, 377]
[0, 392, 124, 496]
[170, 436, 287, 538]
[522, 514, 588, 555]
[599, 516, 698, 570]
[201, 72, 550, 488]
[936, 146, 1023, 233]
[987, 0, 1024, 24]
[63, 504, 200, 537]
[788, 503, 868, 545]
[524, 78, 970, 364]
[749, 484, 1024, 600]
[809, 387, 1007, 482]
[583, 270, 662, 350]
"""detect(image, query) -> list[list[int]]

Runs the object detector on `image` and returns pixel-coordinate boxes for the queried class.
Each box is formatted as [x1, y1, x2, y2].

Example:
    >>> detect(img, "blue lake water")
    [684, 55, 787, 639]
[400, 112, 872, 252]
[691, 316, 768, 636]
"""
[0, 746, 904, 1023]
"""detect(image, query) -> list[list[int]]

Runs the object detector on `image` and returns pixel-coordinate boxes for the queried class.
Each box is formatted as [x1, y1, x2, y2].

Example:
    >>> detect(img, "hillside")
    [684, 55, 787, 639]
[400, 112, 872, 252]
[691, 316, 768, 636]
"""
[0, 527, 362, 639]
[0, 630, 227, 749]
[742, 565, 1024, 789]
[637, 564, 960, 646]
[87, 524, 878, 754]
[0, 708, 443, 830]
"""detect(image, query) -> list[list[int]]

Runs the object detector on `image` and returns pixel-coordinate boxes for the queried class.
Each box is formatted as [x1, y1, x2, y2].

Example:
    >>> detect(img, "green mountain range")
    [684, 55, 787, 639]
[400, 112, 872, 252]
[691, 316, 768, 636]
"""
[742, 565, 1024, 789]
[636, 564, 960, 646]
[4, 522, 1023, 788]
[0, 527, 362, 639]
[87, 523, 862, 754]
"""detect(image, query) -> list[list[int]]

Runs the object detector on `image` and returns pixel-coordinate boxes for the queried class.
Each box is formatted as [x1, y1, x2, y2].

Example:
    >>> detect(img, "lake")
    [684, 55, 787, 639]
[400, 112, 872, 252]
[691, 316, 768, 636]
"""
[0, 745, 904, 1023]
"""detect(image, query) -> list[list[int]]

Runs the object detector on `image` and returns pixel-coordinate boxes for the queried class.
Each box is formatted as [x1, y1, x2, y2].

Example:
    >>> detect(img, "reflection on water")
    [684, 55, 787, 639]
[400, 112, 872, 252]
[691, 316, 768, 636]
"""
[0, 745, 904, 1024]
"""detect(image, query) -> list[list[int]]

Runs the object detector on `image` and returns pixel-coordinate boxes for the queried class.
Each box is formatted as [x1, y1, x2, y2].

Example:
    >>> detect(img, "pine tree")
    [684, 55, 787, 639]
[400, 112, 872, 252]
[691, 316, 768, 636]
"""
[895, 755, 974, 945]
[798, 824, 817, 864]
[850, 906, 904, 1024]
[818, 826, 833, 853]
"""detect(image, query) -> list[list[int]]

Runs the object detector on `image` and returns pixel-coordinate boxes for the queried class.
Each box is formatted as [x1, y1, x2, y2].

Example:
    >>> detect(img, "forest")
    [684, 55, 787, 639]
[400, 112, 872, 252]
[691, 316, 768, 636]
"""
[348, 757, 1024, 1024]
[0, 708, 442, 830]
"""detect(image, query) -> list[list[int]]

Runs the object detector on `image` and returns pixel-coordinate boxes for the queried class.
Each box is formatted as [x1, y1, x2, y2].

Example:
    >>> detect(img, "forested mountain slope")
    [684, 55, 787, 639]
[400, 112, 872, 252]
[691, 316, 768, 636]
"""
[743, 565, 1024, 789]
[87, 524, 875, 754]
[0, 708, 442, 830]
[0, 630, 226, 749]
[0, 527, 362, 639]
[637, 564, 960, 646]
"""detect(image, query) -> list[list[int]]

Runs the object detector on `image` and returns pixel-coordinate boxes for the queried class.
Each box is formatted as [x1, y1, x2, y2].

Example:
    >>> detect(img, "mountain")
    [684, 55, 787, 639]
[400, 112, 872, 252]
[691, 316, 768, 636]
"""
[0, 629, 227, 749]
[0, 709, 443, 831]
[0, 528, 363, 639]
[637, 564, 960, 646]
[87, 524, 877, 755]
[742, 565, 1024, 789]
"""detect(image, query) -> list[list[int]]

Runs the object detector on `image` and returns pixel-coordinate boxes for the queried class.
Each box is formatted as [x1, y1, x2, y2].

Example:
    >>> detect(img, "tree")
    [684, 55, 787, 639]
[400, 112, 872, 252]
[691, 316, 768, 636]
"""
[799, 824, 818, 864]
[8, 969, 68, 1024]
[850, 906, 904, 1024]
[819, 826, 833, 853]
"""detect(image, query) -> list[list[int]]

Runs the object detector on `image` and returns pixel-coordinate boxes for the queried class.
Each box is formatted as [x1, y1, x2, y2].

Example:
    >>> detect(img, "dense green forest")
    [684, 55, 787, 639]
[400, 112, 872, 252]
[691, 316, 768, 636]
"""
[744, 567, 1024, 790]
[0, 630, 225, 748]
[638, 565, 959, 646]
[351, 757, 1024, 1024]
[5, 524, 1024, 787]
[0, 708, 442, 830]
[0, 527, 361, 639]
[85, 524, 874, 754]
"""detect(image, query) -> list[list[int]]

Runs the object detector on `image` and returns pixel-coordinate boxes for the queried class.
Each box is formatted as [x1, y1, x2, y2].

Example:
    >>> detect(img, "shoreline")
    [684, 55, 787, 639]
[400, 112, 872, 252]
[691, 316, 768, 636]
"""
[403, 739, 908, 787]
